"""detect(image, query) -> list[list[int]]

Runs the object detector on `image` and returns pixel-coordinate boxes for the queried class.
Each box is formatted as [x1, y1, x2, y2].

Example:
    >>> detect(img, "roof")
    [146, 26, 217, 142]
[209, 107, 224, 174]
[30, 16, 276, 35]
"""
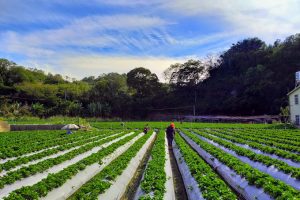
[287, 85, 300, 96]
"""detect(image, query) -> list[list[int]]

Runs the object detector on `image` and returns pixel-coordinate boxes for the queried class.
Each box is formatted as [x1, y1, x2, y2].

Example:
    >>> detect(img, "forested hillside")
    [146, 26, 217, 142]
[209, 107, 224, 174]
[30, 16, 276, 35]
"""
[1, 34, 300, 118]
[165, 34, 300, 115]
[207, 35, 300, 115]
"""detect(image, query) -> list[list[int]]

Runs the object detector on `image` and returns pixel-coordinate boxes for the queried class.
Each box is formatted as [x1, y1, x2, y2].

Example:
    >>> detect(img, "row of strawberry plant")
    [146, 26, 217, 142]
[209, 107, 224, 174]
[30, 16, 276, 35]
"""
[193, 130, 300, 180]
[0, 130, 118, 172]
[69, 133, 153, 199]
[242, 128, 300, 138]
[181, 130, 300, 199]
[213, 128, 300, 140]
[205, 129, 300, 163]
[0, 131, 135, 188]
[3, 131, 141, 199]
[231, 129, 300, 153]
[22, 130, 105, 148]
[0, 130, 65, 147]
[237, 128, 300, 144]
[209, 128, 300, 154]
[0, 131, 96, 159]
[175, 133, 237, 200]
[138, 131, 166, 200]
[232, 129, 300, 148]
[0, 130, 101, 150]
[0, 130, 116, 165]
[0, 130, 111, 159]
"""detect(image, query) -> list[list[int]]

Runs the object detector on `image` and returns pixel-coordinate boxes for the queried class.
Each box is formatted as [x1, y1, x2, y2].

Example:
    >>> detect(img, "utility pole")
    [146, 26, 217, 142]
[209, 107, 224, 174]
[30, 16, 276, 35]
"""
[193, 90, 197, 116]
[193, 89, 197, 127]
[193, 105, 195, 116]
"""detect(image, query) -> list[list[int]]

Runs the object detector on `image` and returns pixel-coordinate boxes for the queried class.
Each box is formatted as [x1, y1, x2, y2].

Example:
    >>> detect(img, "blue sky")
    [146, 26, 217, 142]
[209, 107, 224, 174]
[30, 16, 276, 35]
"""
[1, 0, 300, 80]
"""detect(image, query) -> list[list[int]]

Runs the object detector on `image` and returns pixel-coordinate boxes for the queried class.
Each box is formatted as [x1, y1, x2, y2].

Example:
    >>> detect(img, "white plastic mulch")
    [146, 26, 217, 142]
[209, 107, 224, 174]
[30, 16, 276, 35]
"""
[41, 132, 145, 200]
[172, 141, 204, 200]
[0, 132, 122, 177]
[97, 132, 156, 200]
[180, 132, 272, 200]
[163, 133, 176, 200]
[207, 133, 300, 168]
[0, 134, 102, 164]
[0, 132, 135, 199]
[194, 133, 300, 191]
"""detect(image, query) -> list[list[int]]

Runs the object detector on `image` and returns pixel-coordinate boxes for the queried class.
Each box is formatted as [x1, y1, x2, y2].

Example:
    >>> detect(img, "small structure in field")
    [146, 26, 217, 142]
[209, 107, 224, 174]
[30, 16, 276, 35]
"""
[288, 71, 300, 125]
[61, 124, 80, 130]
[62, 124, 80, 134]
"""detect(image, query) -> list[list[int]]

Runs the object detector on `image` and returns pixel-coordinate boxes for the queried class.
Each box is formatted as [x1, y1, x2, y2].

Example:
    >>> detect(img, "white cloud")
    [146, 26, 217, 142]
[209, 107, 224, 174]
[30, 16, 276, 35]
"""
[72, 0, 162, 7]
[61, 55, 183, 79]
[161, 0, 300, 42]
[20, 54, 187, 81]
[1, 0, 300, 82]
[175, 32, 240, 46]
[0, 11, 183, 80]
[67, 15, 169, 31]
[0, 14, 172, 57]
[1, 32, 57, 57]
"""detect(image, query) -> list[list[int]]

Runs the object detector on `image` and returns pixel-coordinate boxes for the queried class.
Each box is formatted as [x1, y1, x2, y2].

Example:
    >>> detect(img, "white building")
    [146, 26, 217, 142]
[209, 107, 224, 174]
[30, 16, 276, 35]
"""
[288, 85, 300, 125]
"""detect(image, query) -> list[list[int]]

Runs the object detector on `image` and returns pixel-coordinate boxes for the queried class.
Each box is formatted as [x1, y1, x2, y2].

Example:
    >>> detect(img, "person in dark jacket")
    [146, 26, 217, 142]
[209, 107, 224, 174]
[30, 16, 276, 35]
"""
[166, 123, 175, 149]
[143, 124, 149, 134]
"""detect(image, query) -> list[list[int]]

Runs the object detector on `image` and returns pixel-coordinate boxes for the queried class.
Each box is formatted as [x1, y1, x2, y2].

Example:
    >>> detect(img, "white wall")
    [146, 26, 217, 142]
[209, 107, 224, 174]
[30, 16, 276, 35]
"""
[289, 89, 300, 124]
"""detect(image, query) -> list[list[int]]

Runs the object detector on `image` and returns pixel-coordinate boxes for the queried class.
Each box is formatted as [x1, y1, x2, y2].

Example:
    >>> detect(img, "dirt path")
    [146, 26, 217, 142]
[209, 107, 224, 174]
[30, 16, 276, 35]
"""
[169, 148, 188, 200]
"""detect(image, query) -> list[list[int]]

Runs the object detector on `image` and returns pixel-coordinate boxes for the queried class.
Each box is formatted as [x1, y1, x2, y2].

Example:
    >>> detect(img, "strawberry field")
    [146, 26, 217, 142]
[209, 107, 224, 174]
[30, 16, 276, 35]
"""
[0, 123, 300, 200]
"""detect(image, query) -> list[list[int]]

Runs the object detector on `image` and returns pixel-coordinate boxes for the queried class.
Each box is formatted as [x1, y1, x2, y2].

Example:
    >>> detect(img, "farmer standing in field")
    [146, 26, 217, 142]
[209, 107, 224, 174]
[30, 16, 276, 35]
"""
[166, 123, 175, 149]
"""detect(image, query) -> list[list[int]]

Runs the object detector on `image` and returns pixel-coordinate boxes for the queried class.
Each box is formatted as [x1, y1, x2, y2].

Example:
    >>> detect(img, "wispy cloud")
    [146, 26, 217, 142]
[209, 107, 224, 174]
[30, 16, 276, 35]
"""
[161, 0, 300, 42]
[0, 14, 171, 57]
[0, 0, 299, 80]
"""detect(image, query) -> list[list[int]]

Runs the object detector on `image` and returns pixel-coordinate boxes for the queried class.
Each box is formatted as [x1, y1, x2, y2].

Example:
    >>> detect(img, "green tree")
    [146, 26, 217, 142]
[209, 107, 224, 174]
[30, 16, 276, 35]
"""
[57, 81, 91, 100]
[0, 59, 14, 86]
[44, 73, 65, 84]
[88, 73, 130, 117]
[31, 103, 45, 117]
[127, 67, 161, 98]
[279, 106, 290, 123]
[164, 59, 208, 87]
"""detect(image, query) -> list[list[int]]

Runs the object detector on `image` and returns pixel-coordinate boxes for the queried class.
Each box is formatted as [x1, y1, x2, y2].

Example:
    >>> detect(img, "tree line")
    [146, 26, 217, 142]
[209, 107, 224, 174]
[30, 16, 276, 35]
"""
[1, 33, 300, 119]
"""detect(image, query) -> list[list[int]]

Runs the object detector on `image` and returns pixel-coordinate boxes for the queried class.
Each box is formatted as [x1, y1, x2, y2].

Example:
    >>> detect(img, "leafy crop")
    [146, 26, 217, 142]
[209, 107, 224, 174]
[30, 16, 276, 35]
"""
[209, 128, 300, 153]
[4, 132, 140, 199]
[193, 129, 300, 180]
[0, 130, 113, 159]
[0, 131, 133, 188]
[139, 131, 166, 200]
[0, 130, 116, 172]
[205, 129, 300, 162]
[69, 132, 152, 199]
[175, 133, 237, 200]
[182, 130, 300, 199]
